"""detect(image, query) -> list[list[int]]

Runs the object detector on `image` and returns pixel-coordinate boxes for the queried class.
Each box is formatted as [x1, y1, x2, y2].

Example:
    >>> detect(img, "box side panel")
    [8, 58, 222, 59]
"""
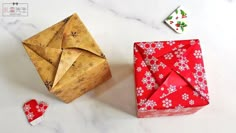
[51, 60, 111, 103]
[137, 106, 204, 118]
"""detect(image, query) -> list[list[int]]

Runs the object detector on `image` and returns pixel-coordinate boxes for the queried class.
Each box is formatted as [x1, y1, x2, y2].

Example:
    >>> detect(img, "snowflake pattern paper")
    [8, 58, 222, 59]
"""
[134, 39, 209, 118]
[165, 6, 188, 33]
[23, 99, 48, 125]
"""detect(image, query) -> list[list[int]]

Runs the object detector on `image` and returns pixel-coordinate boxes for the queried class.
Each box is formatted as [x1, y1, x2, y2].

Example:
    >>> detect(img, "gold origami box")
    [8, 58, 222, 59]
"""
[22, 13, 112, 103]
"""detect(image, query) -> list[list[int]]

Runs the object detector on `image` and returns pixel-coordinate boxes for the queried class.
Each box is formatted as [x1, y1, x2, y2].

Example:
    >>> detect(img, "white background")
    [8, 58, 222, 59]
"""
[0, 0, 236, 132]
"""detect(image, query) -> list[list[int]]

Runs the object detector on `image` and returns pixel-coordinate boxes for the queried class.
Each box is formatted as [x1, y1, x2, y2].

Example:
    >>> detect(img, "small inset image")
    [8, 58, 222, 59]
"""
[2, 2, 28, 17]
[165, 6, 188, 33]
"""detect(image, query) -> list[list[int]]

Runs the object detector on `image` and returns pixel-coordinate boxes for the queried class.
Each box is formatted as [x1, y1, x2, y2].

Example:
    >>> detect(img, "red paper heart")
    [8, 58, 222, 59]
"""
[23, 99, 48, 125]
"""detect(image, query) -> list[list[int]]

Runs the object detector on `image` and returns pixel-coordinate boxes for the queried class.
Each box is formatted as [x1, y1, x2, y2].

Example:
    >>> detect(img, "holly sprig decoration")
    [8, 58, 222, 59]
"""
[167, 15, 173, 20]
[180, 9, 187, 18]
[176, 21, 187, 31]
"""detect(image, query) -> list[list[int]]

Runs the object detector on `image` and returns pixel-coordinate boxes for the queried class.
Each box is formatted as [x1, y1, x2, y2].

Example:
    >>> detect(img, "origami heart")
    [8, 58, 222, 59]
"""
[23, 99, 48, 125]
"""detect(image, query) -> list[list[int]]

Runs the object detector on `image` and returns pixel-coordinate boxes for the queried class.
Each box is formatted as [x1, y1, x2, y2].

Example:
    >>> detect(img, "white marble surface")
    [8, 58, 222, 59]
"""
[0, 0, 236, 132]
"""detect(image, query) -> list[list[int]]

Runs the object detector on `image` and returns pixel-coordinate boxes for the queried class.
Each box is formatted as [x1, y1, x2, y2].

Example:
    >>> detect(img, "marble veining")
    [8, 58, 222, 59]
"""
[0, 0, 236, 133]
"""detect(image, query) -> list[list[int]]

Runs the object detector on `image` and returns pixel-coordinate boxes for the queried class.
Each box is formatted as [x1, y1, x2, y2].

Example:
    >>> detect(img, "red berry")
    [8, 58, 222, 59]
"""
[176, 17, 178, 19]
[170, 21, 173, 24]
[175, 24, 180, 27]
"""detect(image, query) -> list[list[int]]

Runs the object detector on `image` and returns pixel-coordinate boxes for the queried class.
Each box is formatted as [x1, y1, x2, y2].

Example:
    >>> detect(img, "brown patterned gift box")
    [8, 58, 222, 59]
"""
[22, 13, 112, 103]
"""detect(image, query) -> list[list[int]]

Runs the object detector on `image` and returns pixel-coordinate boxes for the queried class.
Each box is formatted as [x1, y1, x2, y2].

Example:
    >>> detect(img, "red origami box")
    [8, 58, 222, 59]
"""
[134, 39, 209, 118]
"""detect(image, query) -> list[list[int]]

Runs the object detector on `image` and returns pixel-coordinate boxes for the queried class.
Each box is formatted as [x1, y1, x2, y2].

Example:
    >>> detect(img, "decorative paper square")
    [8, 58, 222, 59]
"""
[165, 6, 188, 33]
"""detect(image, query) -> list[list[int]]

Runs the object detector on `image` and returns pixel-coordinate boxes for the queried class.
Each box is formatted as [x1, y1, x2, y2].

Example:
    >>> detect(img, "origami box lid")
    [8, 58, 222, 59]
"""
[134, 39, 209, 115]
[22, 13, 109, 93]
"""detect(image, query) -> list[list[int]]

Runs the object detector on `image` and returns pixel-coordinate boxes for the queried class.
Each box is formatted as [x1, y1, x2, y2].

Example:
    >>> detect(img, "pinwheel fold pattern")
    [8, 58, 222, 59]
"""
[134, 39, 209, 118]
[23, 13, 111, 103]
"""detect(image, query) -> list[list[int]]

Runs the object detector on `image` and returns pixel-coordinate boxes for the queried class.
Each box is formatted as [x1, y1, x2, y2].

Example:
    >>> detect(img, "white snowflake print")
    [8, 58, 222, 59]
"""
[164, 53, 173, 60]
[137, 42, 145, 49]
[36, 102, 47, 113]
[145, 56, 166, 73]
[194, 85, 200, 91]
[134, 45, 138, 52]
[174, 104, 184, 112]
[194, 64, 207, 90]
[187, 78, 191, 82]
[189, 100, 194, 105]
[23, 104, 31, 112]
[145, 56, 158, 66]
[145, 100, 157, 110]
[205, 94, 210, 100]
[151, 62, 166, 73]
[194, 50, 202, 59]
[155, 41, 164, 50]
[144, 47, 156, 55]
[142, 71, 158, 90]
[141, 42, 156, 55]
[160, 85, 177, 99]
[193, 91, 199, 97]
[178, 44, 184, 48]
[159, 74, 164, 79]
[141, 61, 147, 67]
[138, 99, 147, 106]
[40, 102, 47, 113]
[136, 67, 142, 72]
[194, 63, 204, 71]
[174, 48, 186, 58]
[200, 91, 209, 99]
[172, 47, 178, 51]
[136, 87, 144, 96]
[27, 112, 34, 120]
[167, 85, 177, 93]
[161, 87, 165, 91]
[140, 42, 165, 56]
[36, 105, 41, 112]
[182, 93, 189, 101]
[167, 41, 175, 46]
[162, 98, 172, 108]
[190, 40, 196, 45]
[174, 56, 189, 71]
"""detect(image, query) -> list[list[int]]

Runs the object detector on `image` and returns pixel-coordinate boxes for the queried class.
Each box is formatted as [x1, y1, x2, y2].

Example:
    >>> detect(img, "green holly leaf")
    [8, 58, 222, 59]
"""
[177, 21, 181, 24]
[180, 9, 186, 15]
[167, 16, 173, 20]
[175, 9, 178, 14]
[181, 26, 184, 32]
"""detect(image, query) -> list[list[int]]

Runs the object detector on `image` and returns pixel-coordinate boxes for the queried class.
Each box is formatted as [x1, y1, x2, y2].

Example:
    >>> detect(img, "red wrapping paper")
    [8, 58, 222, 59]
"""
[134, 39, 209, 118]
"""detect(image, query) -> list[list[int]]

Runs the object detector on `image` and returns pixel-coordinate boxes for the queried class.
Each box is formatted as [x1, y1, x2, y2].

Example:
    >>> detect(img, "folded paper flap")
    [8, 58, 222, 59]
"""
[134, 39, 199, 59]
[23, 13, 108, 88]
[23, 13, 105, 58]
[134, 48, 159, 99]
[141, 71, 209, 110]
[135, 39, 208, 98]
[23, 43, 62, 67]
[23, 20, 66, 47]
[162, 43, 209, 101]
[52, 49, 82, 87]
[23, 45, 56, 90]
[62, 13, 104, 58]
